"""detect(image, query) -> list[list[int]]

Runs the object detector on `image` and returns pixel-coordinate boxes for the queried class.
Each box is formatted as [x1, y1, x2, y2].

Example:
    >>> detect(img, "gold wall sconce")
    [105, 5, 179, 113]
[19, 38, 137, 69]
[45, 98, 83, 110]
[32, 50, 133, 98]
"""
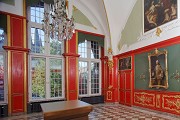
[171, 70, 180, 82]
[139, 73, 146, 81]
[107, 48, 113, 69]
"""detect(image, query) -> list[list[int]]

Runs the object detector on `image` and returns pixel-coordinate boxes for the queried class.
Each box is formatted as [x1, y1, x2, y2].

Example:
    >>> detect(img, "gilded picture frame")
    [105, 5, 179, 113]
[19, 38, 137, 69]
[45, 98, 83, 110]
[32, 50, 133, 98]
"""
[148, 49, 168, 89]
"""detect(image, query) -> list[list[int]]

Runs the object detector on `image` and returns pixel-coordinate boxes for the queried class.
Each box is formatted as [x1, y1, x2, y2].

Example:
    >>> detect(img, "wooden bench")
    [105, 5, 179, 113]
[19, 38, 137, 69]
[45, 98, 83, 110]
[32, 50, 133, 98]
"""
[40, 100, 93, 120]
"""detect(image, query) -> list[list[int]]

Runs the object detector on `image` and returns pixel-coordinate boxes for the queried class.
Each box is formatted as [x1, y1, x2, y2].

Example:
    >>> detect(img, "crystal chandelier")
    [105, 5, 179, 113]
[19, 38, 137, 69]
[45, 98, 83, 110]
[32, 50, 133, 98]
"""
[42, 0, 75, 41]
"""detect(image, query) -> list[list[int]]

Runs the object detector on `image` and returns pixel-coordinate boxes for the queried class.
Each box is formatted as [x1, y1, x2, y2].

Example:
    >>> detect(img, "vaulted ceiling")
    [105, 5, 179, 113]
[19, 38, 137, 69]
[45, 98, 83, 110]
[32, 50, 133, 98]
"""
[0, 0, 137, 55]
[74, 0, 137, 55]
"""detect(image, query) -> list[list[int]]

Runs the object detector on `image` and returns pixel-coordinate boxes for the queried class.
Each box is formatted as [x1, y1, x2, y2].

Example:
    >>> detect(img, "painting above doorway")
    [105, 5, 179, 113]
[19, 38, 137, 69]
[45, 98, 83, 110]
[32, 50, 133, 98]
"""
[144, 0, 177, 32]
[118, 56, 131, 71]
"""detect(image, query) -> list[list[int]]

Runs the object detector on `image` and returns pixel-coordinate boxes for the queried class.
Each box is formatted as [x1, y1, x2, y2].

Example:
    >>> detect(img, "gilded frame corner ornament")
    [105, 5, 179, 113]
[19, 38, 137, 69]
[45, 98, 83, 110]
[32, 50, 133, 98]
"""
[148, 48, 168, 89]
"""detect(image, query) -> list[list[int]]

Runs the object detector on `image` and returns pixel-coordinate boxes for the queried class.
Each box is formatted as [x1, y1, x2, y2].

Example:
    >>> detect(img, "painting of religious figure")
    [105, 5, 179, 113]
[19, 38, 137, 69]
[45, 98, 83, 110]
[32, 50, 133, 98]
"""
[148, 49, 168, 89]
[118, 56, 131, 71]
[144, 0, 177, 32]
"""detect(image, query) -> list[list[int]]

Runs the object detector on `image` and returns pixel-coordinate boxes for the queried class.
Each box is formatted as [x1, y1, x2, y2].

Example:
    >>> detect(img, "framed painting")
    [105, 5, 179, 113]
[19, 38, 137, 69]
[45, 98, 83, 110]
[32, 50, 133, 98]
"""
[148, 49, 168, 89]
[144, 0, 177, 32]
[118, 56, 131, 71]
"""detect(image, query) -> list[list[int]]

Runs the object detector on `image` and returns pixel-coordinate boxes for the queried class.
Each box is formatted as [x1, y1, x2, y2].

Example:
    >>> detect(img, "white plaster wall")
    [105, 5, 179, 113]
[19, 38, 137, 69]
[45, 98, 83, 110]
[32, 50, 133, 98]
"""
[119, 0, 180, 54]
[104, 0, 136, 55]
[0, 0, 23, 16]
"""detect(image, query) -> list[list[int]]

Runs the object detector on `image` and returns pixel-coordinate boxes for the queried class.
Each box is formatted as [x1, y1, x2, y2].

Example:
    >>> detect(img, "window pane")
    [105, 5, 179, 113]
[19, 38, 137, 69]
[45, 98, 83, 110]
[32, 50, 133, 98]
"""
[31, 57, 46, 99]
[91, 62, 100, 94]
[0, 29, 5, 50]
[0, 55, 4, 101]
[30, 4, 44, 23]
[31, 28, 45, 54]
[78, 41, 87, 58]
[91, 41, 99, 59]
[79, 61, 88, 95]
[50, 38, 62, 55]
[50, 59, 62, 98]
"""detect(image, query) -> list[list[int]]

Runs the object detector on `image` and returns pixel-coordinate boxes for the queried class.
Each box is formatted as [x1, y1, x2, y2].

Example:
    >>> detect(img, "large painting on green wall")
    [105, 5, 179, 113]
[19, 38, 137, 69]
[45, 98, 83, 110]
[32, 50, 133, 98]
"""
[144, 0, 177, 32]
[135, 44, 180, 92]
[148, 49, 168, 89]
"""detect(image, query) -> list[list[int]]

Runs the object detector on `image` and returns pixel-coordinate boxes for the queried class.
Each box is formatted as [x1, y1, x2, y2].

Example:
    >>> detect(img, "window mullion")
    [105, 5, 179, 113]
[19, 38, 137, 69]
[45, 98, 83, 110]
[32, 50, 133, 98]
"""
[87, 41, 91, 96]
[45, 35, 49, 55]
[88, 61, 91, 96]
[46, 58, 50, 99]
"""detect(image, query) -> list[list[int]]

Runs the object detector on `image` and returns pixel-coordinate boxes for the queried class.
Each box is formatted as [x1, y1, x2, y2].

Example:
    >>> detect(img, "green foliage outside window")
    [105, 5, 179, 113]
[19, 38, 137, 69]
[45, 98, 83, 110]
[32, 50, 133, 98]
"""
[32, 58, 45, 99]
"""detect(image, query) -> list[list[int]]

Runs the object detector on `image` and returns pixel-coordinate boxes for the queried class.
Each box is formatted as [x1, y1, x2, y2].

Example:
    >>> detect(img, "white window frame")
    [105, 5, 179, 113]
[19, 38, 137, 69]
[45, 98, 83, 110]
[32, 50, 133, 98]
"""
[27, 4, 65, 102]
[78, 40, 102, 97]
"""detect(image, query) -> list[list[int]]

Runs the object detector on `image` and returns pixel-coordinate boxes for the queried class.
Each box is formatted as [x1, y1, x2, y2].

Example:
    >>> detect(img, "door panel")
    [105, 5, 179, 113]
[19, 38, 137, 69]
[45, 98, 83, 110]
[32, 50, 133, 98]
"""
[119, 90, 125, 104]
[119, 70, 132, 106]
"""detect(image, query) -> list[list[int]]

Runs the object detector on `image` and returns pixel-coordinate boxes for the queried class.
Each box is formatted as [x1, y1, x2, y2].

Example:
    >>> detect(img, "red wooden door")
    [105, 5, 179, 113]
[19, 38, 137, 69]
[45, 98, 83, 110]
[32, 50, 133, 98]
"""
[119, 72, 125, 104]
[119, 70, 132, 106]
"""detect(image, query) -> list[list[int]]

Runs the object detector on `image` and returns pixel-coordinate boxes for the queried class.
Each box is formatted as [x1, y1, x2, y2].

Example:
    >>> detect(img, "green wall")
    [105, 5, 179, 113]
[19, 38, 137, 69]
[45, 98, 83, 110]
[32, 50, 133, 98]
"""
[0, 0, 15, 5]
[135, 44, 180, 91]
[118, 0, 142, 50]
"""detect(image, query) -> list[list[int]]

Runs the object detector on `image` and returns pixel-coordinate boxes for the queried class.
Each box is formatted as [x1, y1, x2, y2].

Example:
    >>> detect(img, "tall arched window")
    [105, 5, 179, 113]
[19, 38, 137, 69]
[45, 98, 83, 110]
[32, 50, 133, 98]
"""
[28, 2, 64, 101]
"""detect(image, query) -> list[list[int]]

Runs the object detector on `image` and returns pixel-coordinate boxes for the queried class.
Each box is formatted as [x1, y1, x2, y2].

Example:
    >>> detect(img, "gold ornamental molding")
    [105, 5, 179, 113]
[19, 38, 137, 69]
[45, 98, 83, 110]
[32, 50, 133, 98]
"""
[156, 94, 161, 108]
[107, 91, 112, 100]
[107, 48, 113, 70]
[162, 95, 180, 113]
[108, 85, 113, 89]
[134, 92, 155, 107]
[156, 27, 162, 36]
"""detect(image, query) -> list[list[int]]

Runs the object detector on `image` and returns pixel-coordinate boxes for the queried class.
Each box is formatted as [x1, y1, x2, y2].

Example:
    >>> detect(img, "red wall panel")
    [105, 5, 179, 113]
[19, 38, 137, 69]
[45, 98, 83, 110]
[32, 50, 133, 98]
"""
[125, 71, 131, 90]
[120, 72, 125, 89]
[11, 52, 24, 94]
[68, 32, 77, 54]
[119, 91, 125, 104]
[68, 57, 77, 90]
[10, 17, 23, 47]
[125, 91, 131, 106]
[12, 95, 24, 113]
[134, 90, 180, 115]
[11, 52, 24, 113]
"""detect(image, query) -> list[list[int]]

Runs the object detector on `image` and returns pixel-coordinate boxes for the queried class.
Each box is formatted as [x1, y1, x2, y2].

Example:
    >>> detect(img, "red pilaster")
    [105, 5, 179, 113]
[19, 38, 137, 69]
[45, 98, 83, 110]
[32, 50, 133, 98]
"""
[100, 55, 108, 101]
[3, 14, 29, 115]
[63, 31, 79, 100]
[113, 57, 118, 102]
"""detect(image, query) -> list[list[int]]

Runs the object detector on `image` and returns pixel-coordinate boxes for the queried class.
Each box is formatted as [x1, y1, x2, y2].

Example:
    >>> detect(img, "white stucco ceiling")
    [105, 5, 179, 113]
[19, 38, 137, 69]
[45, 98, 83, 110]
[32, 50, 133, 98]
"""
[73, 0, 136, 55]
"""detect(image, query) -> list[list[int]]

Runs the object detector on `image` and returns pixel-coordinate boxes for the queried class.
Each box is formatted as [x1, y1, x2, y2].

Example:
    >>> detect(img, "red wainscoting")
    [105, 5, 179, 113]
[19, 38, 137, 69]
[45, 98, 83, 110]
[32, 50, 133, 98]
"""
[3, 13, 28, 115]
[114, 36, 180, 115]
[134, 90, 180, 115]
